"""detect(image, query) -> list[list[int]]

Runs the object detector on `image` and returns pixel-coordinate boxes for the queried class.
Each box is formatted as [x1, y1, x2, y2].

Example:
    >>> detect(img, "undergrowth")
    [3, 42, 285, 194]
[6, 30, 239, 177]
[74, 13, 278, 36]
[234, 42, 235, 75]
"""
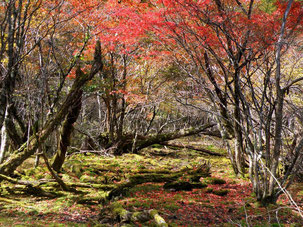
[0, 136, 302, 226]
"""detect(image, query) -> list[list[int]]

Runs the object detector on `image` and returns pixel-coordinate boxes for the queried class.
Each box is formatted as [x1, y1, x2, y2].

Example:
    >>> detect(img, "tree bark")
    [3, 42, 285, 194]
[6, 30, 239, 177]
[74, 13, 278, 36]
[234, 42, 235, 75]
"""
[0, 105, 9, 163]
[110, 123, 215, 155]
[52, 68, 83, 172]
[267, 0, 293, 202]
[0, 41, 103, 175]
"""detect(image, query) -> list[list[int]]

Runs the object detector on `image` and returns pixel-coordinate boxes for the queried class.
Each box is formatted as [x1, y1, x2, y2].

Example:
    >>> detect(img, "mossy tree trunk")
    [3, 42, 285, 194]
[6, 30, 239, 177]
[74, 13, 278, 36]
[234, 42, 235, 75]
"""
[52, 71, 83, 172]
[0, 41, 103, 176]
[112, 123, 215, 155]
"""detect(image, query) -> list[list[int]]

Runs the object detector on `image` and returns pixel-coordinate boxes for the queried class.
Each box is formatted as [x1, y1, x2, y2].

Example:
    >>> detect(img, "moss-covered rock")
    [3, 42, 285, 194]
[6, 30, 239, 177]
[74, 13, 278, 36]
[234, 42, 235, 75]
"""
[149, 210, 168, 227]
[23, 167, 47, 180]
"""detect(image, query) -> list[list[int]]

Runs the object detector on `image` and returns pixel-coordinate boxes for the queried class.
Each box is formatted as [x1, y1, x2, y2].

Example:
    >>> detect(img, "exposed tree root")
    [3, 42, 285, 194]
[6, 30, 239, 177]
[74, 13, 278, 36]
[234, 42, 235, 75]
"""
[41, 152, 76, 192]
[0, 173, 40, 186]
[0, 197, 34, 208]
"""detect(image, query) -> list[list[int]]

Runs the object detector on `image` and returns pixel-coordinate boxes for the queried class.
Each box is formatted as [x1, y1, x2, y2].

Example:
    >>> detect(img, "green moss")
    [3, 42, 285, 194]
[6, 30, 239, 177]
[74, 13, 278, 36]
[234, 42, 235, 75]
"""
[271, 224, 284, 227]
[191, 182, 207, 188]
[206, 188, 213, 193]
[289, 223, 302, 227]
[205, 177, 226, 185]
[151, 210, 168, 227]
[151, 144, 164, 149]
[109, 163, 120, 168]
[297, 191, 303, 196]
[61, 173, 73, 181]
[163, 203, 180, 211]
[120, 224, 136, 227]
[132, 199, 152, 208]
[111, 202, 128, 219]
[79, 174, 97, 183]
[70, 164, 83, 177]
[253, 201, 262, 208]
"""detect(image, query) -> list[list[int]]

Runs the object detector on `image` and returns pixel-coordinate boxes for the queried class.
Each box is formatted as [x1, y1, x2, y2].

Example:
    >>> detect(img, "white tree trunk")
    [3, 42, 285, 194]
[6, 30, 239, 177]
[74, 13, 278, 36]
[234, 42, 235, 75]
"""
[0, 106, 9, 163]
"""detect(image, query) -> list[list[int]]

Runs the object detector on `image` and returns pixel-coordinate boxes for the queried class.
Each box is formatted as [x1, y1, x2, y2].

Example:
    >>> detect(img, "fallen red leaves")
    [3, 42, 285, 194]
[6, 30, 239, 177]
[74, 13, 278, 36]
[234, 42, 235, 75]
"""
[123, 181, 253, 226]
[123, 179, 303, 226]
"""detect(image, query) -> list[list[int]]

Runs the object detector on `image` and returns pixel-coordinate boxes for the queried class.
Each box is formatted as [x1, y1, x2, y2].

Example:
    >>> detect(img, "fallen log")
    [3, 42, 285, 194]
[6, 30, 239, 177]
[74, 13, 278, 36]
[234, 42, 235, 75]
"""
[99, 123, 216, 155]
[133, 124, 216, 153]
[160, 142, 224, 156]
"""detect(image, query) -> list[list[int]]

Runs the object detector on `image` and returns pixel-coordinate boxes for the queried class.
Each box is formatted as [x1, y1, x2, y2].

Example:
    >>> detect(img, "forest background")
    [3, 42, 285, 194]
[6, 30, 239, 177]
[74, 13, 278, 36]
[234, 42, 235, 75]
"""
[0, 0, 303, 226]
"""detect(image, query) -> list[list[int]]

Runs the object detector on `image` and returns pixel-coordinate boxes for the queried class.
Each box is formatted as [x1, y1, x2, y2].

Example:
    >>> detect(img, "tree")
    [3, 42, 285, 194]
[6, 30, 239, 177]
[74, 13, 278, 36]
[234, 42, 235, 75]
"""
[0, 0, 302, 207]
[0, 0, 103, 175]
[142, 0, 303, 204]
[0, 40, 103, 175]
[0, 0, 43, 162]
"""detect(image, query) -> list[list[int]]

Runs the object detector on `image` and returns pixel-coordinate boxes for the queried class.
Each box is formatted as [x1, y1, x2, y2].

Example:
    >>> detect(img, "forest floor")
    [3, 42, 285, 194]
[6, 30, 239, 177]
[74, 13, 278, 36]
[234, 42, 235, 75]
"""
[0, 136, 302, 226]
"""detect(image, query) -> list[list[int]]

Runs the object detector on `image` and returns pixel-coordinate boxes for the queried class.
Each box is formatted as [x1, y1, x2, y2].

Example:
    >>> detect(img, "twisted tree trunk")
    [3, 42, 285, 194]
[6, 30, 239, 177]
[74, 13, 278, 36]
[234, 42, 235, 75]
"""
[52, 69, 83, 172]
[0, 41, 103, 176]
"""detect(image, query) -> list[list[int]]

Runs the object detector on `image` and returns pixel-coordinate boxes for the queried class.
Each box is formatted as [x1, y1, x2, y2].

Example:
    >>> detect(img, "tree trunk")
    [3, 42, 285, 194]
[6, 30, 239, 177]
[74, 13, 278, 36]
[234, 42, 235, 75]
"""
[0, 105, 9, 163]
[110, 124, 215, 155]
[266, 0, 293, 204]
[52, 80, 83, 172]
[233, 68, 245, 176]
[0, 41, 103, 175]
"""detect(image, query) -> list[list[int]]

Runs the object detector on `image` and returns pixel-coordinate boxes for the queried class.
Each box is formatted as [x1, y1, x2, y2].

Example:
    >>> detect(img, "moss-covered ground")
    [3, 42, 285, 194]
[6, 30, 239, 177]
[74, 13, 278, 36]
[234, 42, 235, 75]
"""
[0, 136, 302, 226]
